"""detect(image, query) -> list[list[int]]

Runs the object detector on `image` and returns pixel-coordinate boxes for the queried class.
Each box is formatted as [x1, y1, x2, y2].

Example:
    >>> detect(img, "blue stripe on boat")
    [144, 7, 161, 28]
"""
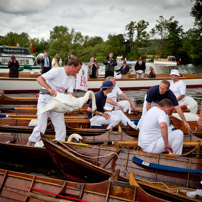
[132, 155, 202, 175]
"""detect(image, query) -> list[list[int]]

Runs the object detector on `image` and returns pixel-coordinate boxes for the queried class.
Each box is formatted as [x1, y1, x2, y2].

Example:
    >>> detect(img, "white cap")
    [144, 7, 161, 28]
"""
[170, 69, 180, 76]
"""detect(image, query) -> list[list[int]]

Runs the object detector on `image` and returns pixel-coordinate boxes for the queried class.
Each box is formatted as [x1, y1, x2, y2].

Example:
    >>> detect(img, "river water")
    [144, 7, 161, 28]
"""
[1, 62, 202, 189]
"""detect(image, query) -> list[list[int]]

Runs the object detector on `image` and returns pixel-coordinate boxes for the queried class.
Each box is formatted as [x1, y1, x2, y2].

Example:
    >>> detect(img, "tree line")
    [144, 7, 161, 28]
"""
[0, 0, 201, 65]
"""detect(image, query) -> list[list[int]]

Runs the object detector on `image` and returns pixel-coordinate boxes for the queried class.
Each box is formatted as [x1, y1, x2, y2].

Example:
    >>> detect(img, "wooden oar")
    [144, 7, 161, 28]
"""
[0, 107, 87, 112]
[0, 107, 37, 111]
[114, 140, 201, 147]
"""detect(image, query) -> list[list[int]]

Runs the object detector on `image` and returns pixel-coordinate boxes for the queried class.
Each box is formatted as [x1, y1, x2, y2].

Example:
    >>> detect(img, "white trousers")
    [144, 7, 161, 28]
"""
[137, 95, 158, 130]
[114, 74, 122, 79]
[136, 73, 144, 78]
[179, 96, 198, 114]
[143, 129, 183, 155]
[105, 100, 131, 113]
[90, 110, 136, 130]
[28, 100, 66, 142]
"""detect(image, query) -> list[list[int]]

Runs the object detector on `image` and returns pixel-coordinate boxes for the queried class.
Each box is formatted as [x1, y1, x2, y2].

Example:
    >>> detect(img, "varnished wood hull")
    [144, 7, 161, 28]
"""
[42, 139, 202, 201]
[42, 138, 202, 189]
[0, 169, 168, 202]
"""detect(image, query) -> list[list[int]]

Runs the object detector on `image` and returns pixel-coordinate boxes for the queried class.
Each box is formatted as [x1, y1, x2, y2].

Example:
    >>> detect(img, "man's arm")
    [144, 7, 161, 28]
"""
[160, 122, 173, 153]
[120, 93, 136, 111]
[198, 100, 202, 129]
[37, 76, 56, 96]
[106, 97, 123, 111]
[174, 105, 191, 130]
[146, 101, 151, 111]
[87, 107, 111, 120]
[177, 94, 185, 101]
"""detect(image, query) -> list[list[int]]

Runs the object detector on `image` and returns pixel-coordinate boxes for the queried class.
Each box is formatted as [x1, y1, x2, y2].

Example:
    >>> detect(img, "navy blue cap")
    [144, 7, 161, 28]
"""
[100, 80, 114, 89]
[123, 61, 126, 64]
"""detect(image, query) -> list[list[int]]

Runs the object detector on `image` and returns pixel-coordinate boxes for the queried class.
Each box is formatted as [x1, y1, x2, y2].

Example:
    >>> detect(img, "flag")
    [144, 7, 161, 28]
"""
[76, 64, 88, 91]
[155, 55, 158, 58]
[30, 43, 33, 53]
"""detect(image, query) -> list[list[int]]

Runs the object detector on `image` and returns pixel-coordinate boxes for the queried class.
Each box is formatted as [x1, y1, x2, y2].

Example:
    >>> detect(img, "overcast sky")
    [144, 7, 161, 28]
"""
[0, 0, 195, 41]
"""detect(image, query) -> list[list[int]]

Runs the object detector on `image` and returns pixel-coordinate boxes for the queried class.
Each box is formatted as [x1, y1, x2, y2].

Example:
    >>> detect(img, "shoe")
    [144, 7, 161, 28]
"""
[187, 189, 202, 198]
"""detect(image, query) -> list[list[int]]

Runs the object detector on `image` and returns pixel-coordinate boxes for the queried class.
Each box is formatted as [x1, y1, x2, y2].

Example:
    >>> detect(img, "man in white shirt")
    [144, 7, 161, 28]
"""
[27, 58, 82, 146]
[104, 76, 136, 114]
[138, 98, 183, 155]
[170, 69, 198, 114]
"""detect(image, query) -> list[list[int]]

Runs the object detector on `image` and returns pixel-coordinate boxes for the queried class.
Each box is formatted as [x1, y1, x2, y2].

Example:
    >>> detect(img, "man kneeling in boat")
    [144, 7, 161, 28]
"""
[170, 69, 198, 114]
[138, 99, 183, 155]
[104, 76, 136, 114]
[87, 80, 137, 130]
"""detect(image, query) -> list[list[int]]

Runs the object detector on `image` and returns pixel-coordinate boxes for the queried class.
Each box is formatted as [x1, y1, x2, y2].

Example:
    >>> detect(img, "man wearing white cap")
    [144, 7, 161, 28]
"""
[170, 69, 198, 114]
[87, 80, 137, 130]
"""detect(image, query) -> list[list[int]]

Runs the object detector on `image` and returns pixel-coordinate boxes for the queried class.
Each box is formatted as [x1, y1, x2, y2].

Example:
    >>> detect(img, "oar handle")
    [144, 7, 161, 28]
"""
[39, 89, 50, 94]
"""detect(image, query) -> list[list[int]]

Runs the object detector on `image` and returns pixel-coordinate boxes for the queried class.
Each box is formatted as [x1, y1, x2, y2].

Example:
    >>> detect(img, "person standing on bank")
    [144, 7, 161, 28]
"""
[26, 58, 82, 146]
[103, 52, 117, 78]
[40, 51, 52, 74]
[134, 60, 146, 78]
[8, 55, 19, 77]
[52, 54, 62, 68]
[65, 52, 75, 65]
[88, 56, 100, 78]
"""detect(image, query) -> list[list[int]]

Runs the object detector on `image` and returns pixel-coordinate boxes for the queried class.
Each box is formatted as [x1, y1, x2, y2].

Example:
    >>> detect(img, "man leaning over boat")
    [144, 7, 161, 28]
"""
[138, 98, 183, 155]
[137, 80, 190, 131]
[87, 80, 137, 130]
[26, 58, 82, 146]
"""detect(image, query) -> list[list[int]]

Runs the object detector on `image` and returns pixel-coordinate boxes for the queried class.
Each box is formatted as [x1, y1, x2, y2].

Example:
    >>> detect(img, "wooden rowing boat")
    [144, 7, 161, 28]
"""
[0, 169, 168, 202]
[1, 73, 202, 93]
[42, 138, 202, 201]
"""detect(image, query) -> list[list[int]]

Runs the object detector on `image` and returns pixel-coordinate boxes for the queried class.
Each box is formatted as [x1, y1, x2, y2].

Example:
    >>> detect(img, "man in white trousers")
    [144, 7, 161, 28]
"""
[27, 58, 82, 146]
[138, 98, 183, 155]
[87, 80, 137, 130]
[170, 69, 198, 114]
[104, 76, 136, 114]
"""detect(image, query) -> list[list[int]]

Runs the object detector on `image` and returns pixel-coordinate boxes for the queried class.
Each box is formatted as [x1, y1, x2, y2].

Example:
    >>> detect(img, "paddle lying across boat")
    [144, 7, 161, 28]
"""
[0, 169, 169, 202]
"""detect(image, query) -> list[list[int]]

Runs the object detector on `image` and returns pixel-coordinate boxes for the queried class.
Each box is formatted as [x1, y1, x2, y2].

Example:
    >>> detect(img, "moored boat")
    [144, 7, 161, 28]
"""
[42, 138, 202, 201]
[154, 56, 178, 66]
[1, 73, 202, 93]
[0, 168, 167, 202]
[0, 45, 41, 74]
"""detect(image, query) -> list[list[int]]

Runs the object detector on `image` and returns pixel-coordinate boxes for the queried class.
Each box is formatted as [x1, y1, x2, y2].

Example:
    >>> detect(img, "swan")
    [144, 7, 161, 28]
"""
[37, 90, 96, 115]
[34, 133, 82, 147]
[67, 133, 82, 142]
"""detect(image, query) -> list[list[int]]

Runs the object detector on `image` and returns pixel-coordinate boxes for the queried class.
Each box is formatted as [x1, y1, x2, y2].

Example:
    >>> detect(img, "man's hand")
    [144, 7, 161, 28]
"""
[165, 144, 173, 153]
[117, 104, 123, 111]
[131, 103, 136, 111]
[102, 113, 111, 120]
[48, 89, 57, 97]
[183, 120, 191, 131]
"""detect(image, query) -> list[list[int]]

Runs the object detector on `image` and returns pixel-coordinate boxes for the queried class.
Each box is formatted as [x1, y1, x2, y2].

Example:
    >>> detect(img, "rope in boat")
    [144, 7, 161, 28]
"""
[138, 178, 195, 194]
[58, 141, 129, 175]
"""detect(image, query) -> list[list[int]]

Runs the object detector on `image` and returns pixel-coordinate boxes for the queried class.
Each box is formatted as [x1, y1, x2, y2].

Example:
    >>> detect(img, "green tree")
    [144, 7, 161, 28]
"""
[135, 20, 150, 47]
[191, 0, 202, 29]
[125, 21, 136, 52]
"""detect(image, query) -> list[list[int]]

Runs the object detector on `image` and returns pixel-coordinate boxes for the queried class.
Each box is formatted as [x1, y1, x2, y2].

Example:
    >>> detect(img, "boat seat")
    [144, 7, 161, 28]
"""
[121, 69, 132, 79]
[90, 122, 102, 129]
[28, 119, 38, 127]
[172, 113, 199, 121]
